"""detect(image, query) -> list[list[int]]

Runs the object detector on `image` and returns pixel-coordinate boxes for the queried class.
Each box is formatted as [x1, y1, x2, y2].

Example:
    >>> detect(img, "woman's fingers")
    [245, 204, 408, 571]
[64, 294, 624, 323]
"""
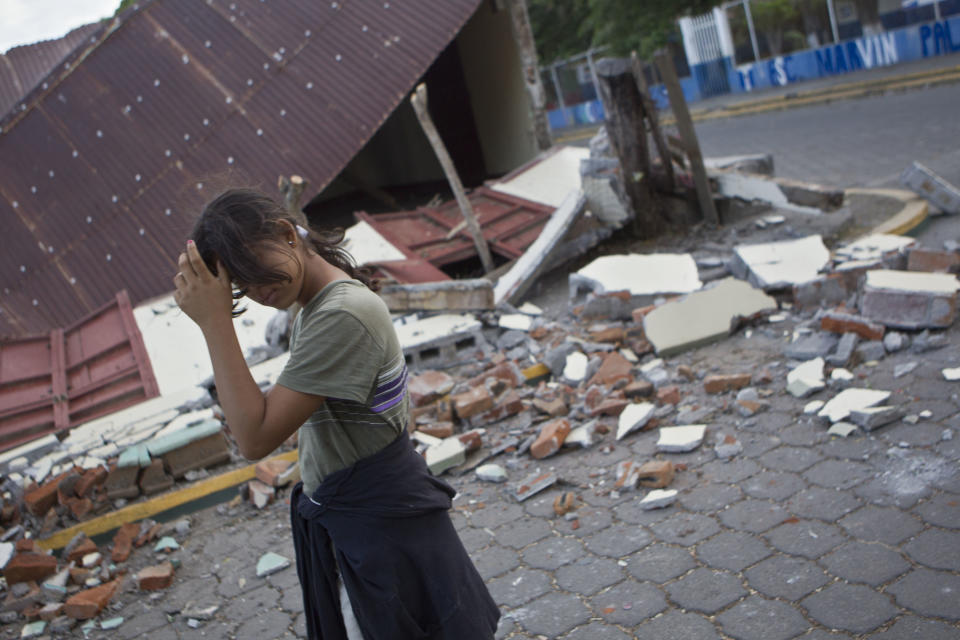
[185, 241, 212, 280]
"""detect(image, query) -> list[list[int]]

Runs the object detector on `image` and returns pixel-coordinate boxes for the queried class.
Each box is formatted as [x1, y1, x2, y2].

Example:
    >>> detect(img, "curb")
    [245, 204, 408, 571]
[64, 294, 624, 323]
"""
[847, 187, 930, 236]
[37, 450, 298, 551]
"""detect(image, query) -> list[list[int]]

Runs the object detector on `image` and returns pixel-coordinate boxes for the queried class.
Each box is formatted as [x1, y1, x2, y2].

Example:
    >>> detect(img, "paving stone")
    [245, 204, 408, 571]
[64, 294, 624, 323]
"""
[589, 579, 667, 626]
[818, 435, 884, 460]
[516, 592, 590, 638]
[741, 471, 807, 500]
[221, 584, 280, 622]
[914, 492, 960, 528]
[457, 525, 494, 553]
[871, 615, 960, 640]
[680, 483, 744, 512]
[214, 558, 260, 599]
[802, 458, 874, 490]
[759, 446, 823, 472]
[634, 610, 721, 640]
[665, 568, 747, 614]
[114, 608, 170, 640]
[744, 555, 830, 600]
[494, 615, 514, 640]
[716, 595, 811, 640]
[650, 513, 722, 546]
[523, 493, 561, 518]
[763, 519, 847, 559]
[854, 472, 935, 509]
[719, 499, 790, 533]
[556, 555, 624, 595]
[780, 423, 829, 446]
[564, 621, 634, 640]
[473, 544, 520, 580]
[695, 531, 772, 572]
[821, 540, 911, 585]
[699, 458, 762, 484]
[522, 536, 586, 571]
[234, 608, 294, 640]
[491, 517, 552, 549]
[557, 506, 613, 537]
[293, 612, 306, 638]
[752, 411, 796, 432]
[838, 505, 924, 544]
[787, 486, 862, 521]
[877, 422, 948, 447]
[902, 528, 960, 570]
[485, 567, 552, 607]
[584, 523, 652, 558]
[802, 583, 899, 634]
[470, 502, 525, 528]
[626, 544, 696, 583]
[278, 584, 304, 614]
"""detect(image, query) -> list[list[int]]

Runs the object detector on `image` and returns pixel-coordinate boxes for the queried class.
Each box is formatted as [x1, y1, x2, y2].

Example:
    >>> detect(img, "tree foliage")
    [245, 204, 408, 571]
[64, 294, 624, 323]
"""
[529, 0, 724, 64]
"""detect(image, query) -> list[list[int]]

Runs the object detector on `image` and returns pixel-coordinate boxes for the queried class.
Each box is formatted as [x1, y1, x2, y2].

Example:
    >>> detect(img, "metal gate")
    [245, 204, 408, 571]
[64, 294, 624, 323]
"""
[680, 9, 734, 98]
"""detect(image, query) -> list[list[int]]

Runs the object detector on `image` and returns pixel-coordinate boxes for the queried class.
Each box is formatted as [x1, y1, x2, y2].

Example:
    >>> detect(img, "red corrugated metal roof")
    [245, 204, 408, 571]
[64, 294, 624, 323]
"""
[0, 0, 482, 338]
[0, 23, 102, 120]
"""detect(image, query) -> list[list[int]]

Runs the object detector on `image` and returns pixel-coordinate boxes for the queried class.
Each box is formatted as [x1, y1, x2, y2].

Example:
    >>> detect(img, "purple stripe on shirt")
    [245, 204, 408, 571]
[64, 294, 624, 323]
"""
[372, 390, 406, 413]
[373, 367, 408, 403]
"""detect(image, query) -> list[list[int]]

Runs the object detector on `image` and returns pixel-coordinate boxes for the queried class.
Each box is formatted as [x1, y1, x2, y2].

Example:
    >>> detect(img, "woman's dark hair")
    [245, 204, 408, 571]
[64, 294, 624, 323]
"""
[191, 188, 378, 315]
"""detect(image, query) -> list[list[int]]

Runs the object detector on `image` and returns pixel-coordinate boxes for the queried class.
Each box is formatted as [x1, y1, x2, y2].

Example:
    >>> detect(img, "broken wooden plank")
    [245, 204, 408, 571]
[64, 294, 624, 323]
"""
[378, 278, 494, 312]
[494, 190, 586, 306]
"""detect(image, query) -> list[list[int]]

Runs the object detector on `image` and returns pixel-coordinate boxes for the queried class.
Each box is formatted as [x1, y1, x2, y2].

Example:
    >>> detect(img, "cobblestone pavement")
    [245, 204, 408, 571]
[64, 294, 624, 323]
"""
[64, 312, 960, 640]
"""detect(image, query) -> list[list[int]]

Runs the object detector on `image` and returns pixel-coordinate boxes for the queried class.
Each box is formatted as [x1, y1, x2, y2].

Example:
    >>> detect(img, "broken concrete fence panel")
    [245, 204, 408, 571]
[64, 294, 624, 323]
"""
[513, 471, 559, 502]
[713, 172, 841, 213]
[848, 406, 904, 431]
[570, 253, 701, 299]
[377, 279, 494, 313]
[817, 388, 891, 423]
[732, 235, 830, 290]
[830, 368, 854, 385]
[656, 425, 707, 453]
[639, 489, 678, 510]
[494, 191, 586, 306]
[396, 314, 486, 371]
[860, 270, 960, 329]
[499, 314, 533, 331]
[643, 278, 777, 356]
[616, 402, 655, 441]
[900, 160, 960, 215]
[425, 438, 467, 475]
[834, 234, 915, 265]
[827, 422, 859, 438]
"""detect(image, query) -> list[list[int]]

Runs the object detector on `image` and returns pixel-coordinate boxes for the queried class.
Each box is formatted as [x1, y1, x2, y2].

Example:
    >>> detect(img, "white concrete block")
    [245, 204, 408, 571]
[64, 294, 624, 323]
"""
[573, 254, 702, 296]
[865, 269, 960, 294]
[491, 146, 589, 207]
[476, 464, 507, 483]
[827, 422, 859, 437]
[787, 358, 825, 398]
[733, 235, 830, 289]
[342, 220, 407, 266]
[616, 403, 655, 441]
[563, 352, 588, 382]
[803, 400, 825, 414]
[425, 438, 467, 475]
[639, 489, 678, 510]
[657, 425, 707, 452]
[499, 314, 532, 331]
[943, 367, 960, 381]
[818, 389, 891, 423]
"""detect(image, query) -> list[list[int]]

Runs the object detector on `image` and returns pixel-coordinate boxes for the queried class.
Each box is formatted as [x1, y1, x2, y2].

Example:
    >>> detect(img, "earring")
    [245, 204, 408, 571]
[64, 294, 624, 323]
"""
[288, 241, 295, 247]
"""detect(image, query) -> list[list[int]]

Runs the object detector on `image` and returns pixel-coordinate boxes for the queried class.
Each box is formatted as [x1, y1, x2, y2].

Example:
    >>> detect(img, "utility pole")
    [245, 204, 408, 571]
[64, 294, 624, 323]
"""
[505, 0, 552, 151]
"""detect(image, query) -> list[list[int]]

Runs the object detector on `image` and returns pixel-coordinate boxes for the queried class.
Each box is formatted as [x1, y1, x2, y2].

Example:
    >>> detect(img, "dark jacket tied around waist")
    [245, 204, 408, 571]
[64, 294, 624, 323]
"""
[290, 431, 500, 640]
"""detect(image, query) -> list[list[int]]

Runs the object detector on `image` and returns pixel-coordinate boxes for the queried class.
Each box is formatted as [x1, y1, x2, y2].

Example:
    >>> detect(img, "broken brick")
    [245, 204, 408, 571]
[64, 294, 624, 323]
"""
[137, 561, 175, 591]
[64, 497, 94, 520]
[676, 365, 696, 381]
[656, 385, 681, 405]
[792, 273, 849, 309]
[630, 305, 656, 324]
[3, 552, 58, 585]
[74, 467, 107, 499]
[57, 473, 81, 506]
[530, 418, 571, 459]
[552, 492, 576, 516]
[468, 361, 524, 389]
[63, 579, 119, 620]
[907, 248, 960, 273]
[614, 460, 641, 491]
[416, 423, 455, 439]
[590, 327, 626, 343]
[623, 380, 654, 399]
[248, 480, 275, 509]
[104, 464, 140, 501]
[533, 396, 567, 417]
[636, 460, 675, 488]
[24, 474, 66, 517]
[111, 523, 140, 563]
[452, 385, 494, 420]
[139, 459, 173, 495]
[586, 351, 633, 388]
[407, 370, 455, 407]
[163, 431, 230, 479]
[66, 538, 98, 564]
[820, 310, 885, 341]
[703, 373, 751, 394]
[458, 429, 484, 452]
[254, 459, 295, 487]
[590, 398, 629, 417]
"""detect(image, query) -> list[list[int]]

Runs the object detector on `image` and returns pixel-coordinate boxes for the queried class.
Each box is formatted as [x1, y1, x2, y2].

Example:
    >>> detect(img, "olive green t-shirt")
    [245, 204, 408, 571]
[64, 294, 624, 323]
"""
[277, 279, 408, 495]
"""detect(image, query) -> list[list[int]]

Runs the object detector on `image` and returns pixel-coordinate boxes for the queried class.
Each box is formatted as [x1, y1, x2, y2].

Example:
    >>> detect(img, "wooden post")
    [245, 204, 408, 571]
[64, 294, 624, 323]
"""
[277, 175, 309, 228]
[594, 57, 664, 237]
[653, 50, 719, 226]
[630, 51, 675, 193]
[410, 83, 495, 274]
[505, 0, 552, 151]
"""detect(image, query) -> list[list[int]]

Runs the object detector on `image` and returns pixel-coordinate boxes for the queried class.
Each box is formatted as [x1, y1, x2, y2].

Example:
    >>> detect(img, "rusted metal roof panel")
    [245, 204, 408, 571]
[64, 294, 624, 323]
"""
[0, 23, 102, 119]
[0, 290, 159, 452]
[0, 0, 482, 338]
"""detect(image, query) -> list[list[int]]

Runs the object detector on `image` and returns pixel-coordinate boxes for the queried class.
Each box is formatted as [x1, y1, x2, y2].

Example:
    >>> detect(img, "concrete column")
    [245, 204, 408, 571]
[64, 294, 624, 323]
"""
[678, 16, 701, 67]
[713, 6, 737, 59]
[743, 0, 761, 61]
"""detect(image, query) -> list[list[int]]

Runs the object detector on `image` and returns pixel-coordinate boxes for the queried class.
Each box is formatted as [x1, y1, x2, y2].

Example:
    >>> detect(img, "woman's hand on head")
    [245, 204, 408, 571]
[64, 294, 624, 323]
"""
[173, 241, 233, 330]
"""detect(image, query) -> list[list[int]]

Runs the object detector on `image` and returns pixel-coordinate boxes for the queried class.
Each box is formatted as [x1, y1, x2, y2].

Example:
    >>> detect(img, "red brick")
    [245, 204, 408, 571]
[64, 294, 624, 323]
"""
[656, 385, 681, 405]
[590, 327, 626, 343]
[623, 380, 654, 399]
[467, 390, 525, 427]
[137, 561, 175, 591]
[66, 537, 98, 564]
[408, 370, 455, 407]
[255, 459, 294, 487]
[65, 497, 94, 520]
[676, 365, 696, 381]
[907, 248, 960, 273]
[416, 423, 455, 439]
[590, 398, 629, 417]
[74, 467, 107, 499]
[703, 373, 752, 394]
[452, 385, 493, 420]
[57, 473, 81, 506]
[248, 480, 275, 509]
[587, 352, 634, 388]
[63, 579, 120, 619]
[111, 522, 140, 563]
[104, 464, 140, 501]
[139, 459, 173, 495]
[532, 396, 567, 417]
[2, 552, 58, 584]
[530, 419, 571, 459]
[636, 460, 675, 488]
[162, 431, 230, 479]
[584, 386, 606, 410]
[467, 361, 524, 389]
[631, 305, 656, 324]
[135, 522, 163, 548]
[23, 474, 66, 517]
[458, 430, 484, 452]
[15, 539, 37, 553]
[820, 310, 885, 341]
